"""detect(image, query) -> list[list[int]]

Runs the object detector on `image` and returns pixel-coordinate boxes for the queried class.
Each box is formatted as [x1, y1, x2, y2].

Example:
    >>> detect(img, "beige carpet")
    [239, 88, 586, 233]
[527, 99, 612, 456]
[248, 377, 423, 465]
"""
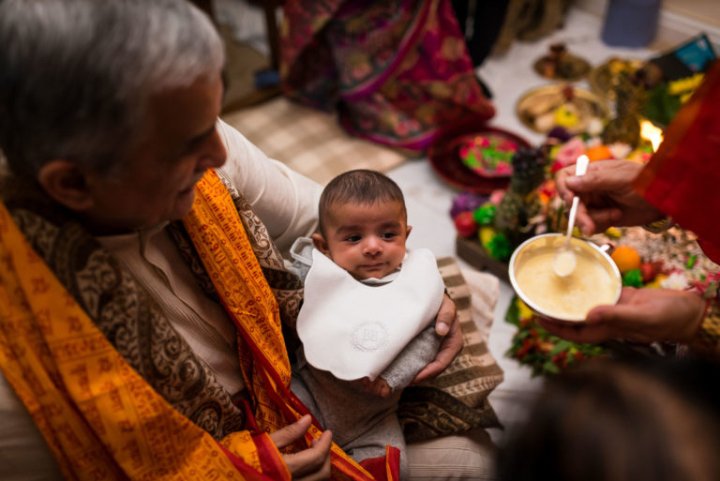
[222, 97, 408, 185]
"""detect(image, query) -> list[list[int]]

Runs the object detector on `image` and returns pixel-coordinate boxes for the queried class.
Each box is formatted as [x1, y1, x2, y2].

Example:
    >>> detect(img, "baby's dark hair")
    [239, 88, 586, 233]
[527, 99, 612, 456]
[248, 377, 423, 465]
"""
[318, 169, 406, 234]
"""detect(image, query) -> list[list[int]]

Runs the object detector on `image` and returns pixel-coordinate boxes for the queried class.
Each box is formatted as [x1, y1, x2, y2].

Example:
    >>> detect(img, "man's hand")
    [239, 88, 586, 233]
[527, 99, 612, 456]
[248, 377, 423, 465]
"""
[412, 294, 462, 384]
[269, 415, 332, 481]
[539, 287, 706, 344]
[555, 159, 662, 235]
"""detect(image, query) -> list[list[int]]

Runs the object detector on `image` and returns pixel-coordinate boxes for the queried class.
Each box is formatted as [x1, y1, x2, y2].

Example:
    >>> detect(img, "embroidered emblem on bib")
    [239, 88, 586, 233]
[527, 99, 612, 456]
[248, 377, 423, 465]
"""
[297, 248, 445, 379]
[351, 322, 388, 352]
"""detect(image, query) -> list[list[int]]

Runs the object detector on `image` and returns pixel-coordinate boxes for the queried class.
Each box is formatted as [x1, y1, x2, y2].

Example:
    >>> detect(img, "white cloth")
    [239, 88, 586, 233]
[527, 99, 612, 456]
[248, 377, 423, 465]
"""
[297, 248, 445, 381]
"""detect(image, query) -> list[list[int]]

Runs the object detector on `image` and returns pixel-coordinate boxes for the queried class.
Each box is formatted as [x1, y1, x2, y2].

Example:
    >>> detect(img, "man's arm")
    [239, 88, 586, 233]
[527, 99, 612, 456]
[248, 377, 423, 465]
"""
[216, 119, 322, 253]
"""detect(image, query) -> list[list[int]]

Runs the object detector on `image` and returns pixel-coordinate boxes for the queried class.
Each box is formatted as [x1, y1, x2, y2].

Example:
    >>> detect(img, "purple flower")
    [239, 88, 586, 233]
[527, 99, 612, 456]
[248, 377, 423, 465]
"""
[450, 192, 488, 218]
[547, 126, 573, 142]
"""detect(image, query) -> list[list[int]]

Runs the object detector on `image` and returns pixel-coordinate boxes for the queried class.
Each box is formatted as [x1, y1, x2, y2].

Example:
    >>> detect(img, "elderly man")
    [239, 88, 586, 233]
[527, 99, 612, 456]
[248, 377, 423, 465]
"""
[0, 1, 496, 480]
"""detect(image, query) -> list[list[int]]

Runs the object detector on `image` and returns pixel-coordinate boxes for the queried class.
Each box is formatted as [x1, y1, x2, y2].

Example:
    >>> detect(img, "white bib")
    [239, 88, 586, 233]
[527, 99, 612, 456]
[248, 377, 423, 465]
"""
[297, 248, 445, 381]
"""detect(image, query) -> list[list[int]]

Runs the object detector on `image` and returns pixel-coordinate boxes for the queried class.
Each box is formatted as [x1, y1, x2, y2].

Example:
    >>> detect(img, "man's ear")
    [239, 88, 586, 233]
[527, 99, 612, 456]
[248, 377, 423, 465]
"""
[37, 160, 94, 212]
[311, 232, 330, 255]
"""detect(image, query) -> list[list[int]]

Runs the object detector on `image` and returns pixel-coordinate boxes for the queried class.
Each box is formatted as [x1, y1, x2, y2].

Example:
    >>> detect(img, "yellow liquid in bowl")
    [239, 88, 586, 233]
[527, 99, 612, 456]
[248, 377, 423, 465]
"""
[515, 249, 619, 320]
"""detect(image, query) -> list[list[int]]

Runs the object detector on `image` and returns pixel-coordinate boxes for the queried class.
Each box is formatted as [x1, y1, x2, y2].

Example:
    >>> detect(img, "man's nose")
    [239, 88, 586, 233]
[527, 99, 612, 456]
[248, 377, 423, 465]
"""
[197, 128, 227, 170]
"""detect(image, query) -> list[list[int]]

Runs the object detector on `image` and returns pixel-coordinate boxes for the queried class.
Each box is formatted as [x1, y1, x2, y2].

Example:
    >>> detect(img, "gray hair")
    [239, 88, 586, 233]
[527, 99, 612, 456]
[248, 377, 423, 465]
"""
[0, 0, 225, 178]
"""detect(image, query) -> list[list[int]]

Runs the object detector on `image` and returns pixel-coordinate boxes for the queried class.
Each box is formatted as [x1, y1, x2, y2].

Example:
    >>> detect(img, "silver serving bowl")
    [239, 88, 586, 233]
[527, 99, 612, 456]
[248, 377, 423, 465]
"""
[508, 233, 622, 322]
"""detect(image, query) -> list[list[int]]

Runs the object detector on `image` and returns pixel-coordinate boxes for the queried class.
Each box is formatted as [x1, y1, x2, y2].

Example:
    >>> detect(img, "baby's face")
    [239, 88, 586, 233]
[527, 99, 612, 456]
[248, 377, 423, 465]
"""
[314, 200, 410, 280]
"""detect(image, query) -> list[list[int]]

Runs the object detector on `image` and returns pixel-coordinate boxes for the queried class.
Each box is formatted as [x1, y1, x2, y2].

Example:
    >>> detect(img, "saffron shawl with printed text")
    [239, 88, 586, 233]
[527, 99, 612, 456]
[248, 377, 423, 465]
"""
[0, 170, 393, 480]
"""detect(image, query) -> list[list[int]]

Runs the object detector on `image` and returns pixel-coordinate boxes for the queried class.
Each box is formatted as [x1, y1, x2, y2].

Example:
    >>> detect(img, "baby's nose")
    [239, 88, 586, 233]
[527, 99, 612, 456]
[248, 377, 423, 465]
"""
[363, 237, 382, 256]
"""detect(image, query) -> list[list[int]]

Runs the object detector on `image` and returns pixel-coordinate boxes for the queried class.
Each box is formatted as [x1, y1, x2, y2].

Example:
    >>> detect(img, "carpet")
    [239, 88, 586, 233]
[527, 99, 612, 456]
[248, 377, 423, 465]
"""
[222, 97, 409, 185]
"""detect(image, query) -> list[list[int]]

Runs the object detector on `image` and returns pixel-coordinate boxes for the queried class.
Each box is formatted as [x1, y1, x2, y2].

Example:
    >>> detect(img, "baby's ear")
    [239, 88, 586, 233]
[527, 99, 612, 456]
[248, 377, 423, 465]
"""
[406, 225, 413, 237]
[311, 232, 330, 254]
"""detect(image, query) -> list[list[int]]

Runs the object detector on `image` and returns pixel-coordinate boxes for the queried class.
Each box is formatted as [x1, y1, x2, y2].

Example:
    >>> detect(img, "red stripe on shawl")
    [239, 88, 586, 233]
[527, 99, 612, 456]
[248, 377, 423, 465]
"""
[358, 446, 401, 481]
[386, 446, 401, 481]
[253, 432, 292, 480]
[217, 442, 283, 481]
[256, 368, 380, 481]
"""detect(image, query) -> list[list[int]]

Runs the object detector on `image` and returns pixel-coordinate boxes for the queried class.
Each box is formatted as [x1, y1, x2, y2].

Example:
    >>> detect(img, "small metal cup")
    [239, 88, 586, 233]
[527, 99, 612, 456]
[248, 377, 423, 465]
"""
[508, 233, 622, 322]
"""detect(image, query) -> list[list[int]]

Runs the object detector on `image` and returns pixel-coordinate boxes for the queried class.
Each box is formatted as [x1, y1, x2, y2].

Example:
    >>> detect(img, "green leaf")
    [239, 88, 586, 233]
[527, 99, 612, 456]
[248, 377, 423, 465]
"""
[622, 269, 644, 287]
[543, 361, 560, 374]
[505, 296, 520, 325]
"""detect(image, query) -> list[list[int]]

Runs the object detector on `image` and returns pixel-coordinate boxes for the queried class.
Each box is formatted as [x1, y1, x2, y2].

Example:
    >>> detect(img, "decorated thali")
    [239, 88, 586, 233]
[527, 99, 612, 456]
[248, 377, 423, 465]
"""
[515, 84, 609, 135]
[428, 122, 531, 194]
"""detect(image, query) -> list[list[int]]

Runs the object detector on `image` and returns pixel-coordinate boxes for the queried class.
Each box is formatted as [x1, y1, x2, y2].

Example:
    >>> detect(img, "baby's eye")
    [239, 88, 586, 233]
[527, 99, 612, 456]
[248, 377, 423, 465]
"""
[344, 235, 362, 243]
[381, 232, 398, 240]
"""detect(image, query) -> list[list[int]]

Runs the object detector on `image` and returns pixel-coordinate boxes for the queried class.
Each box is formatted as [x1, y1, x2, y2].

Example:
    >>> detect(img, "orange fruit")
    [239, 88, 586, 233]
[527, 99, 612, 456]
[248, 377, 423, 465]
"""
[610, 245, 641, 273]
[585, 144, 613, 162]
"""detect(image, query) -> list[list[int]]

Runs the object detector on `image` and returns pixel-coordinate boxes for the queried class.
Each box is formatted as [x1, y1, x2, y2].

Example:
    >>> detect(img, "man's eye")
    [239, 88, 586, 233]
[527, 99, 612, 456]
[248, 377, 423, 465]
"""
[179, 129, 215, 157]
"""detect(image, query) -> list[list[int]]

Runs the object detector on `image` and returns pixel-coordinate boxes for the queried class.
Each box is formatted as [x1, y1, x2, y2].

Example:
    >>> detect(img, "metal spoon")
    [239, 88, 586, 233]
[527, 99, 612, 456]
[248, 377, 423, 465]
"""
[553, 154, 589, 278]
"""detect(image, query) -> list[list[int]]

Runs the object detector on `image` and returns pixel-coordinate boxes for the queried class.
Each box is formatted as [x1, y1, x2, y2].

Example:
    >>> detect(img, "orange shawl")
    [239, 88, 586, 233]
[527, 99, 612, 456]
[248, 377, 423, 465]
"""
[0, 170, 392, 480]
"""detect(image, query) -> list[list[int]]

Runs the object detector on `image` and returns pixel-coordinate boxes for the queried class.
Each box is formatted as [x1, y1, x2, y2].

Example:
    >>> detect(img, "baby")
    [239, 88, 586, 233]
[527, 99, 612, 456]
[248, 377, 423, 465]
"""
[291, 169, 445, 479]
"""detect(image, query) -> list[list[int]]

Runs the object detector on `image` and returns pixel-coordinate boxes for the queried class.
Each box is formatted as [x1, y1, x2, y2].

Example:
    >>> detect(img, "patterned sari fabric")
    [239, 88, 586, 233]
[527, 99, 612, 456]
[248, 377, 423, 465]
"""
[0, 171, 388, 481]
[280, 0, 495, 151]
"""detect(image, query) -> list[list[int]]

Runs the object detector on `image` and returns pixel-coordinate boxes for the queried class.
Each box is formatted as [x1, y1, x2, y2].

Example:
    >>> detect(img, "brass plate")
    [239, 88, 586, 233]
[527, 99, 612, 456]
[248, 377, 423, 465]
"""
[588, 57, 645, 102]
[515, 84, 609, 135]
[533, 54, 591, 81]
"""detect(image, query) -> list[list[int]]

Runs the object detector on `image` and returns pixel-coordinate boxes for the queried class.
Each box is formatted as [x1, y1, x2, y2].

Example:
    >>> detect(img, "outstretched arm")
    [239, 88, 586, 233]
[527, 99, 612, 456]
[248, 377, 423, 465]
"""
[539, 287, 706, 344]
[555, 159, 664, 235]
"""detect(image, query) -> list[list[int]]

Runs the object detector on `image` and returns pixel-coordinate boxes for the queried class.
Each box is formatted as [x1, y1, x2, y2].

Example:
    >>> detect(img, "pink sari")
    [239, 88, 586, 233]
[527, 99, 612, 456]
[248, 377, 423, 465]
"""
[280, 0, 495, 152]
